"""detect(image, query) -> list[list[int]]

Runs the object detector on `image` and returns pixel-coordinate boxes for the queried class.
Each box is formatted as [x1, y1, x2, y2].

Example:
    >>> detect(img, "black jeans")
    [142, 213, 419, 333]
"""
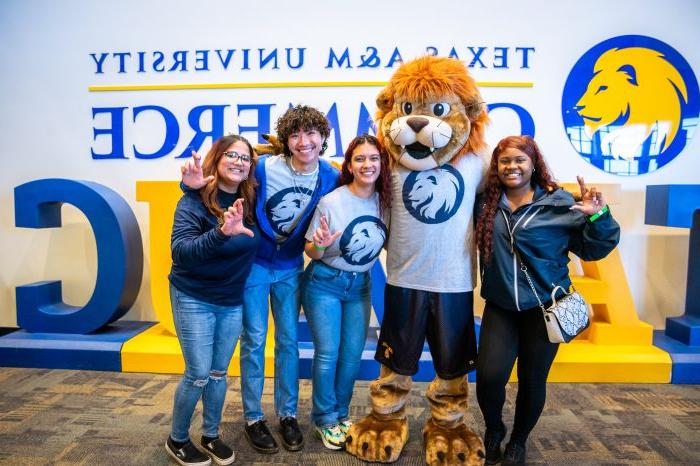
[476, 302, 559, 445]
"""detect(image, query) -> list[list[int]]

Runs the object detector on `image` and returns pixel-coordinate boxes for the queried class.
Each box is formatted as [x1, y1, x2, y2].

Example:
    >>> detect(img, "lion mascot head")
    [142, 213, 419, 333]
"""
[575, 47, 688, 160]
[376, 56, 489, 171]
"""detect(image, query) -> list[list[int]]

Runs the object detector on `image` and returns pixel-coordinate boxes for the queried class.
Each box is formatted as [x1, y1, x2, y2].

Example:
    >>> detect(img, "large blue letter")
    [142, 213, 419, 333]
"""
[14, 179, 143, 334]
[487, 103, 535, 137]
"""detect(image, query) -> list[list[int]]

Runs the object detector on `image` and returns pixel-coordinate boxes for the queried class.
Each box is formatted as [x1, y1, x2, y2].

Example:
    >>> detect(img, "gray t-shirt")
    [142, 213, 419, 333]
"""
[306, 185, 388, 272]
[264, 154, 319, 242]
[386, 149, 491, 292]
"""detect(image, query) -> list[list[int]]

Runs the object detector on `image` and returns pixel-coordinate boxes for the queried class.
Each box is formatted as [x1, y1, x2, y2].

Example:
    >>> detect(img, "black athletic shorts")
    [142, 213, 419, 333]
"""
[374, 284, 478, 379]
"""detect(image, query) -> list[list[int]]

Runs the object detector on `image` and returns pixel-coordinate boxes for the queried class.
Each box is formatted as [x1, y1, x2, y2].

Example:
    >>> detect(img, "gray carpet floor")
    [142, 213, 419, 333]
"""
[0, 368, 699, 465]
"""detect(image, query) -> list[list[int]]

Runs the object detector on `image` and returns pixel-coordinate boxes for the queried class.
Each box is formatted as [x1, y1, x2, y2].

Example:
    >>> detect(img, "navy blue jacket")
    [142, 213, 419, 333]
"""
[479, 187, 620, 312]
[169, 190, 260, 306]
[253, 155, 340, 269]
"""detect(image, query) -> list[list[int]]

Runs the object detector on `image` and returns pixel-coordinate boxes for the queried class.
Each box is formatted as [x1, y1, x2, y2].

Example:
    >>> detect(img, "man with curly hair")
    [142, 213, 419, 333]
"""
[181, 105, 339, 454]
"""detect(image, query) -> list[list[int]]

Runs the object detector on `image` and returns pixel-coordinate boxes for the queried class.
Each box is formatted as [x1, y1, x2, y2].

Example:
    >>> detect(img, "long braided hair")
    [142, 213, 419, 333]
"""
[475, 135, 559, 263]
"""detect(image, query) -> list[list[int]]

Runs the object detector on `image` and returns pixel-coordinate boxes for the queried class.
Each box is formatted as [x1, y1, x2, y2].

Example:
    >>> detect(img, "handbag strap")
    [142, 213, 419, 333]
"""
[513, 249, 548, 314]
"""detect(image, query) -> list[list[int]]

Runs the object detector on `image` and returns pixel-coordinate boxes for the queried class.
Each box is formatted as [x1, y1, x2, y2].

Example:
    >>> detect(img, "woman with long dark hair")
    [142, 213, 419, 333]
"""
[301, 134, 392, 449]
[166, 134, 259, 466]
[475, 135, 620, 465]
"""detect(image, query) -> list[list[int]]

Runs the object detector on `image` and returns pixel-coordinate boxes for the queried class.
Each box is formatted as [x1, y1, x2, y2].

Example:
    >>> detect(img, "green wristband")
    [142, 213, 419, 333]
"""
[313, 243, 327, 251]
[587, 204, 609, 223]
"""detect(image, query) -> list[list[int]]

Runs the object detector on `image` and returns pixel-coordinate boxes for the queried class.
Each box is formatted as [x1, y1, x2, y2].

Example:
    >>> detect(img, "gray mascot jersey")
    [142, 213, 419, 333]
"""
[264, 155, 319, 243]
[306, 185, 388, 272]
[386, 150, 490, 292]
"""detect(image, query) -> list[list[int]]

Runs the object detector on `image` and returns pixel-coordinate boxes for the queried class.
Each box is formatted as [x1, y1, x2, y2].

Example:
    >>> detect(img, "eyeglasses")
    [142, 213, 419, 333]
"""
[223, 151, 252, 163]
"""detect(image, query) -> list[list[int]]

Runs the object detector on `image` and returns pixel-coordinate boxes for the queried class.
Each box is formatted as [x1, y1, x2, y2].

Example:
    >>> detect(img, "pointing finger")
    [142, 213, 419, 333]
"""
[576, 175, 587, 198]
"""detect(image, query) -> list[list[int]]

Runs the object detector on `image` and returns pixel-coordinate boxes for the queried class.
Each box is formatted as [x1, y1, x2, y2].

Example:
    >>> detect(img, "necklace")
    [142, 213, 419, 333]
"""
[287, 156, 319, 176]
[287, 157, 318, 212]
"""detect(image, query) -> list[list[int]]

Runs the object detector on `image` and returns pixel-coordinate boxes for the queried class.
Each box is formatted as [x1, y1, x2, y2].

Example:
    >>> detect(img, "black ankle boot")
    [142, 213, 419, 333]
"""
[502, 441, 527, 465]
[484, 422, 506, 465]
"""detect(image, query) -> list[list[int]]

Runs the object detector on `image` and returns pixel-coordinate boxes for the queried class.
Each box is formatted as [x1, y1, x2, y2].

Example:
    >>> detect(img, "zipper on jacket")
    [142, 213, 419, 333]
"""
[500, 205, 535, 312]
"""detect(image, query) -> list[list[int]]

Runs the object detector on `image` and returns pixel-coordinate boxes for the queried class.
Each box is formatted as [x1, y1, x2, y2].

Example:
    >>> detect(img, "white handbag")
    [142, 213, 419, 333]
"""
[520, 260, 590, 344]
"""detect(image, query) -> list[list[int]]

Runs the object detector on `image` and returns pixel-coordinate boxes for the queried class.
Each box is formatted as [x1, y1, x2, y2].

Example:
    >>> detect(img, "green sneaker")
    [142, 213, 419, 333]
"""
[339, 419, 353, 436]
[315, 424, 345, 450]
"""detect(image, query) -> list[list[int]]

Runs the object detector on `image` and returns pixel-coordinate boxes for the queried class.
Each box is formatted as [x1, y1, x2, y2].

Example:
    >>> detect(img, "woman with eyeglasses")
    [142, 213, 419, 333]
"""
[301, 135, 392, 450]
[165, 134, 260, 466]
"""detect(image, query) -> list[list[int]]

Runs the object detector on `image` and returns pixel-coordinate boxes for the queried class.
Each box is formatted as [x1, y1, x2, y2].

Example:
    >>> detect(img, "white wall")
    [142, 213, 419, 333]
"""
[1, 0, 699, 328]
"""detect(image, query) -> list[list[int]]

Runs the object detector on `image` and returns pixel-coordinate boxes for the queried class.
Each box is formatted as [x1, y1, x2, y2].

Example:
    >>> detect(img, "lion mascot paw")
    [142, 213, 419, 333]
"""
[254, 133, 285, 155]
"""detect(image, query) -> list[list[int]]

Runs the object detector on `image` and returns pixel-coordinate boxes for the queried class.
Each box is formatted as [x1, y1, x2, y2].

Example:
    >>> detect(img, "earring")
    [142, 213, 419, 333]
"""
[320, 139, 328, 155]
[532, 168, 536, 173]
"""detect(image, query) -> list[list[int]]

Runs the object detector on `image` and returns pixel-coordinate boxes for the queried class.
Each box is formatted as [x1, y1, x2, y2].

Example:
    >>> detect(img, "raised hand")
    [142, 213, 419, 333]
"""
[570, 175, 607, 215]
[181, 150, 214, 189]
[312, 215, 341, 248]
[221, 198, 254, 237]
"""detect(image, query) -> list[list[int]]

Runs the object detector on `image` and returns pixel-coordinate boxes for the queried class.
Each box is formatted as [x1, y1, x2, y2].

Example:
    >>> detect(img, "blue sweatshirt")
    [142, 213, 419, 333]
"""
[253, 155, 340, 269]
[169, 190, 260, 306]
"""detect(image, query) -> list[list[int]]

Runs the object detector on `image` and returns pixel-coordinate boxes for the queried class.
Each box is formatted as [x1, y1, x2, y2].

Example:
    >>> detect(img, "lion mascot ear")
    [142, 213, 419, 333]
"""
[376, 87, 394, 118]
[254, 133, 285, 156]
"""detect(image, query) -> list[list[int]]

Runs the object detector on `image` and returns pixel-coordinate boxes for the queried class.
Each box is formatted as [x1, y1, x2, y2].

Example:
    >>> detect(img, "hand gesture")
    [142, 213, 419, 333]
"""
[312, 215, 341, 248]
[181, 150, 214, 189]
[570, 176, 606, 215]
[221, 199, 254, 237]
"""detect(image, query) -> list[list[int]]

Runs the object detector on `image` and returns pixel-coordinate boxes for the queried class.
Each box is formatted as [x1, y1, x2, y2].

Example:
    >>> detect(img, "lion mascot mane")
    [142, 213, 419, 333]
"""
[345, 56, 490, 466]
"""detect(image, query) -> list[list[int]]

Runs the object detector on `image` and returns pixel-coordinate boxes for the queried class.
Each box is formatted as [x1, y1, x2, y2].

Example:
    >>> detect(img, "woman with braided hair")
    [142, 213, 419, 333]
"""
[475, 135, 620, 465]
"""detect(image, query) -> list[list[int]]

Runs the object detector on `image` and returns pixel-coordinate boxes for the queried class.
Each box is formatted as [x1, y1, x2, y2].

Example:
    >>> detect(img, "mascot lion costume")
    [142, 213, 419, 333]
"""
[345, 56, 490, 465]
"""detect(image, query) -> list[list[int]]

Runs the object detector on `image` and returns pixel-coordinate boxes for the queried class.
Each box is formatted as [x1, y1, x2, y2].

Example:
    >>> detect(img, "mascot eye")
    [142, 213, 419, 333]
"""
[431, 102, 451, 117]
[595, 85, 608, 95]
[402, 102, 413, 114]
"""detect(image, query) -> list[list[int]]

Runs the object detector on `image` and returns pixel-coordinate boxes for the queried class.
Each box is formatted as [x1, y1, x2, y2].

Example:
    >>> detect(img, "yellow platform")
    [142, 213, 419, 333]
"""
[121, 321, 276, 375]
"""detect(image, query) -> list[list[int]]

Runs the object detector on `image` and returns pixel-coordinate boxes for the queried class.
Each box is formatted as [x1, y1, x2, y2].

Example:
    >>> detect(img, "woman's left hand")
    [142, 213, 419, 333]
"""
[570, 175, 607, 215]
[221, 198, 254, 237]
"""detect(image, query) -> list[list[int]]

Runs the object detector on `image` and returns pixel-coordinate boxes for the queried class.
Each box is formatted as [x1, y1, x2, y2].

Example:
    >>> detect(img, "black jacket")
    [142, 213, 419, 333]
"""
[479, 186, 620, 312]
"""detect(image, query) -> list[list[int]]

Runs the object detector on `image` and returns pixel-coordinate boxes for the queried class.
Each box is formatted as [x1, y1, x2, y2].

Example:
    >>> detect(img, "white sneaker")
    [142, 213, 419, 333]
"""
[339, 419, 353, 436]
[315, 424, 346, 450]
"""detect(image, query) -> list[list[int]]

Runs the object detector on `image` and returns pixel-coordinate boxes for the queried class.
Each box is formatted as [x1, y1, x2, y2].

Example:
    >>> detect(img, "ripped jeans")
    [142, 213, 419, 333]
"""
[170, 284, 243, 442]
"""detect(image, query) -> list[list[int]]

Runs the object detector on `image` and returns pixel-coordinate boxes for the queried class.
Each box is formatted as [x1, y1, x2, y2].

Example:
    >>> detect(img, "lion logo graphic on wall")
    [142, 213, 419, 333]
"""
[402, 164, 464, 224]
[575, 47, 687, 161]
[562, 35, 699, 176]
[339, 216, 387, 266]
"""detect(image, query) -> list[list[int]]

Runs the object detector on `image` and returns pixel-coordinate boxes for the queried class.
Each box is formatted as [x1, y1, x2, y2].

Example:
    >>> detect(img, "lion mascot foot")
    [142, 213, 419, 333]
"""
[423, 376, 485, 465]
[424, 418, 485, 465]
[346, 412, 408, 463]
[346, 364, 412, 463]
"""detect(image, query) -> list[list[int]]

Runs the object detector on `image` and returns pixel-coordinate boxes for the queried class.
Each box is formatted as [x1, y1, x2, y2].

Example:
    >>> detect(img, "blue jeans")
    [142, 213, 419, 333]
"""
[169, 284, 243, 442]
[301, 260, 371, 428]
[240, 262, 303, 421]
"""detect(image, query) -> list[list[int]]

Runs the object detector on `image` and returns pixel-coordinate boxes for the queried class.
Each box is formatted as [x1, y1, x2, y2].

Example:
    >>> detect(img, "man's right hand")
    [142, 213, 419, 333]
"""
[181, 150, 214, 189]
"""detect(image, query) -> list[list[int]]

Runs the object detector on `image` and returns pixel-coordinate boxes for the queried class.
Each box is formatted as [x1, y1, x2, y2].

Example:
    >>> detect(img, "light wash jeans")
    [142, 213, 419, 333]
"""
[301, 260, 371, 428]
[169, 284, 242, 442]
[239, 262, 303, 421]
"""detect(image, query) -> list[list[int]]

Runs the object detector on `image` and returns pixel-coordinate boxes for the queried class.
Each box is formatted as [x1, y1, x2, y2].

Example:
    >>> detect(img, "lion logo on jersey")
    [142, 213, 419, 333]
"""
[340, 216, 387, 266]
[402, 164, 464, 224]
[575, 47, 688, 161]
[266, 187, 313, 236]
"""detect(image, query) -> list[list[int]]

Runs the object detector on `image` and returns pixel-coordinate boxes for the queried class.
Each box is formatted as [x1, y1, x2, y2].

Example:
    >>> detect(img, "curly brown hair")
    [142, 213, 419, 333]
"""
[200, 134, 257, 225]
[339, 134, 393, 217]
[475, 135, 559, 263]
[275, 105, 331, 157]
